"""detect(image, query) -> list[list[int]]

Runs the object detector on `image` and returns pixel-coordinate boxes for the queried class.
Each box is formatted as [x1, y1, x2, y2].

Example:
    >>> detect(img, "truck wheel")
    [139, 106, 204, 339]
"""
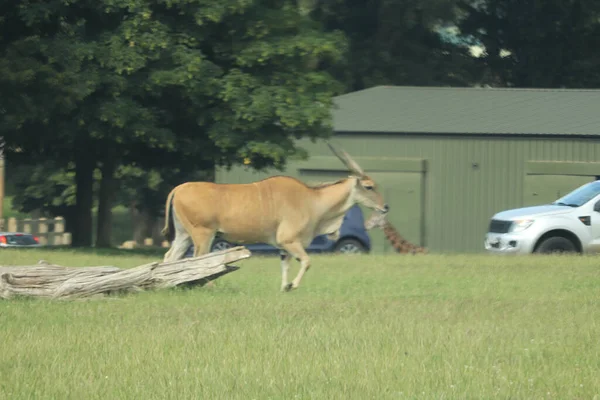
[534, 236, 577, 254]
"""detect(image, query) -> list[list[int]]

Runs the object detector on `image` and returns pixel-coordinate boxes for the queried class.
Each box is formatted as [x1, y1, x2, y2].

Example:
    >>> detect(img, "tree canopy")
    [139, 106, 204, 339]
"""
[457, 0, 600, 87]
[312, 0, 480, 91]
[1, 0, 347, 246]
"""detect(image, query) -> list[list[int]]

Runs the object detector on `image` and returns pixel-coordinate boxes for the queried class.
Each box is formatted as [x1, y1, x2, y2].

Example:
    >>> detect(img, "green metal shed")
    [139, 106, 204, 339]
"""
[216, 85, 600, 254]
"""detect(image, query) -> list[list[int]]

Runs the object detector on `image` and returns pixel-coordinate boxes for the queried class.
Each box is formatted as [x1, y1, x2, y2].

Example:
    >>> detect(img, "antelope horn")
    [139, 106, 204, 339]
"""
[327, 142, 365, 177]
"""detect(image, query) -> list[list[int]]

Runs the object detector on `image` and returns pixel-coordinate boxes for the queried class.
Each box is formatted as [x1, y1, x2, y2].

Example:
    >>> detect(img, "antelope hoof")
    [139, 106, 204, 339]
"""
[284, 283, 294, 292]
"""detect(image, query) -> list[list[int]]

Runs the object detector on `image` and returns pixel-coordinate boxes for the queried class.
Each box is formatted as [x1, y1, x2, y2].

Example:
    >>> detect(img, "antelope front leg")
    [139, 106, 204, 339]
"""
[279, 250, 291, 292]
[280, 242, 310, 292]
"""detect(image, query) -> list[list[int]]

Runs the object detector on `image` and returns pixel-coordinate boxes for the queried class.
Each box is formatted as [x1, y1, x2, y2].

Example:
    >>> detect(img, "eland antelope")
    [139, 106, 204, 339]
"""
[161, 143, 389, 291]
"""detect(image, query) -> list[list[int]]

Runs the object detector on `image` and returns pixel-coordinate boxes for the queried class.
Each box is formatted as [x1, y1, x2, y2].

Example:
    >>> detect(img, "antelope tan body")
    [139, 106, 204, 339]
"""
[162, 144, 389, 291]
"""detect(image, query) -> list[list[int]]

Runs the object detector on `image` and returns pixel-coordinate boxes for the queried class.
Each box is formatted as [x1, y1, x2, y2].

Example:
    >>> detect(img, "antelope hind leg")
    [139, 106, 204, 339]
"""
[163, 231, 192, 262]
[191, 228, 215, 258]
[163, 206, 193, 262]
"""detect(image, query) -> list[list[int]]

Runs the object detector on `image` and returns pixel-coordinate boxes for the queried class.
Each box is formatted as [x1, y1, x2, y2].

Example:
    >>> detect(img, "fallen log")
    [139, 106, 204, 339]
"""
[0, 246, 251, 300]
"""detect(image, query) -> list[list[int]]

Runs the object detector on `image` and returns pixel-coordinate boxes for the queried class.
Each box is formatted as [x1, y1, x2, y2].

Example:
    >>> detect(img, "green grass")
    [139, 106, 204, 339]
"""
[1, 250, 599, 399]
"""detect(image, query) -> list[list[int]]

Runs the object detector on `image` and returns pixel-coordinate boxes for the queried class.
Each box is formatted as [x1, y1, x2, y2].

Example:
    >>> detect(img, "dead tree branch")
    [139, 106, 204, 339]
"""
[0, 246, 251, 300]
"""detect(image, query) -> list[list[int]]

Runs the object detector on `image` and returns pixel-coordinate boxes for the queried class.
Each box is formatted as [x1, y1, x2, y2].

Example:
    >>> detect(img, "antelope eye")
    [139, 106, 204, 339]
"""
[364, 185, 374, 190]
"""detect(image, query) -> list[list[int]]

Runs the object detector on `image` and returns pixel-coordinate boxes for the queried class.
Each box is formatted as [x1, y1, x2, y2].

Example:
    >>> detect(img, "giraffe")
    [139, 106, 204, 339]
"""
[365, 212, 427, 255]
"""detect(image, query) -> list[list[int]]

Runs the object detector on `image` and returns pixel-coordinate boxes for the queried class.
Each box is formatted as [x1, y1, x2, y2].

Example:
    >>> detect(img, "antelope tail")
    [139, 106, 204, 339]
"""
[161, 188, 177, 242]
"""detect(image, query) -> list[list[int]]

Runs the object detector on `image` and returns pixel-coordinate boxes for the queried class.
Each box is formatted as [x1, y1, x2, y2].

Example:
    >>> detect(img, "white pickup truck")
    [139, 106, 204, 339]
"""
[484, 180, 600, 254]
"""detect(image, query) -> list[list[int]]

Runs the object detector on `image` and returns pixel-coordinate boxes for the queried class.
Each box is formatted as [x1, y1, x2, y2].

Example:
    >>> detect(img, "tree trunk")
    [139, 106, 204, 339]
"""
[151, 216, 166, 247]
[71, 146, 95, 247]
[62, 206, 77, 238]
[132, 207, 153, 245]
[95, 157, 119, 248]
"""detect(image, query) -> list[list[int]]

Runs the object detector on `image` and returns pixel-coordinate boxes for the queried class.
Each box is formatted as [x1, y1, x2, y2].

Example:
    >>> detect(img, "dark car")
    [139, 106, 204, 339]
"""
[0, 232, 42, 248]
[184, 204, 371, 257]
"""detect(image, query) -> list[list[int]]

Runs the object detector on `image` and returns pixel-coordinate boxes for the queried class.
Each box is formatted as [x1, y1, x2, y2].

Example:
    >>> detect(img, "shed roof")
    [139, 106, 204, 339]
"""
[333, 86, 600, 136]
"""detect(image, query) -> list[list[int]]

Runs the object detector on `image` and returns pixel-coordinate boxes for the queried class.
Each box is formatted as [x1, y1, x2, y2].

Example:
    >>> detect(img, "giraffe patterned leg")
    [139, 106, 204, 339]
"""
[364, 211, 427, 254]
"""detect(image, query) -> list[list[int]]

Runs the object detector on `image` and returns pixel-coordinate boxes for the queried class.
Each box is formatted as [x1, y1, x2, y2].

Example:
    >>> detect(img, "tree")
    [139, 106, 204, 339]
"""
[1, 0, 347, 247]
[9, 161, 78, 233]
[457, 0, 600, 87]
[312, 0, 479, 91]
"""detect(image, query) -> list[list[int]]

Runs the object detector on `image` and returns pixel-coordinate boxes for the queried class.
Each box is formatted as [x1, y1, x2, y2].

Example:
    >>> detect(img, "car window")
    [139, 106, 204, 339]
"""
[5, 235, 38, 245]
[553, 181, 600, 207]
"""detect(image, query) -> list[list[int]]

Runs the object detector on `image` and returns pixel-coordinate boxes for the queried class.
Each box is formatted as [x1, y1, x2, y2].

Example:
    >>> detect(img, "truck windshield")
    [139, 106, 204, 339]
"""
[552, 181, 600, 208]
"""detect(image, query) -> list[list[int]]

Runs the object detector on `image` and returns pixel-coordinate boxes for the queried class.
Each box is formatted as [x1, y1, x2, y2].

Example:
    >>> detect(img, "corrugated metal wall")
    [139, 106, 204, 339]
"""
[217, 134, 600, 253]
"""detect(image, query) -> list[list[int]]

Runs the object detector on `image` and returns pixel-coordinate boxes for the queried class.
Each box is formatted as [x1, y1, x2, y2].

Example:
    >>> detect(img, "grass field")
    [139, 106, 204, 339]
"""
[1, 249, 599, 399]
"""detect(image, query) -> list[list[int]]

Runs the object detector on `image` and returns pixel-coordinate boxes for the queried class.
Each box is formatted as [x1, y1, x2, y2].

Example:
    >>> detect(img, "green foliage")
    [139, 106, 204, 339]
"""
[1, 0, 347, 245]
[10, 162, 77, 217]
[457, 0, 600, 87]
[1, 197, 31, 220]
[7, 161, 211, 241]
[115, 164, 214, 217]
[312, 0, 479, 91]
[1, 0, 348, 162]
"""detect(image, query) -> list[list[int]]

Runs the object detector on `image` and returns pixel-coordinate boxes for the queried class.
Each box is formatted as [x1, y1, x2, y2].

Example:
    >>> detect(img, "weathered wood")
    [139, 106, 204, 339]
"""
[148, 248, 251, 288]
[0, 246, 251, 300]
[52, 262, 157, 299]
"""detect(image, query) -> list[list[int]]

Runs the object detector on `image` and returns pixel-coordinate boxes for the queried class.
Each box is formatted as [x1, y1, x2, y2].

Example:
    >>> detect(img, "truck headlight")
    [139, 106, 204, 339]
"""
[510, 219, 534, 233]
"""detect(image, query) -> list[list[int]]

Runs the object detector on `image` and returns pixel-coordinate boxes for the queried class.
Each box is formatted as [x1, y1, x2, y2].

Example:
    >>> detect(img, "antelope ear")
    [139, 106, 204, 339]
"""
[327, 142, 365, 177]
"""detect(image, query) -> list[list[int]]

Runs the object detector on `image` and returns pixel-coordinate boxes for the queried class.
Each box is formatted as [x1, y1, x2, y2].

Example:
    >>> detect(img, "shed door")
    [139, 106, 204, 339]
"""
[523, 175, 594, 207]
[299, 169, 425, 253]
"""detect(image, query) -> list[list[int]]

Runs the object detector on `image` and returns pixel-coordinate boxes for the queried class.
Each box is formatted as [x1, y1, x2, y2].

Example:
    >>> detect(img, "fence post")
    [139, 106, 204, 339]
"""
[62, 232, 72, 246]
[54, 217, 65, 233]
[7, 217, 17, 232]
[38, 217, 48, 245]
[52, 217, 65, 245]
[23, 218, 32, 234]
[2, 216, 71, 246]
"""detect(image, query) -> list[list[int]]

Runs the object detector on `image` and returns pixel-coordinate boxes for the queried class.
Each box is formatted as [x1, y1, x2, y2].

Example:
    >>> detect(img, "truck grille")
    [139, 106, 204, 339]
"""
[488, 219, 512, 233]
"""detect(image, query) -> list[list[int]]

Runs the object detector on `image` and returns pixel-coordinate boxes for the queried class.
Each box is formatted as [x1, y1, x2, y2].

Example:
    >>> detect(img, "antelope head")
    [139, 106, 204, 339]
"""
[327, 142, 389, 215]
